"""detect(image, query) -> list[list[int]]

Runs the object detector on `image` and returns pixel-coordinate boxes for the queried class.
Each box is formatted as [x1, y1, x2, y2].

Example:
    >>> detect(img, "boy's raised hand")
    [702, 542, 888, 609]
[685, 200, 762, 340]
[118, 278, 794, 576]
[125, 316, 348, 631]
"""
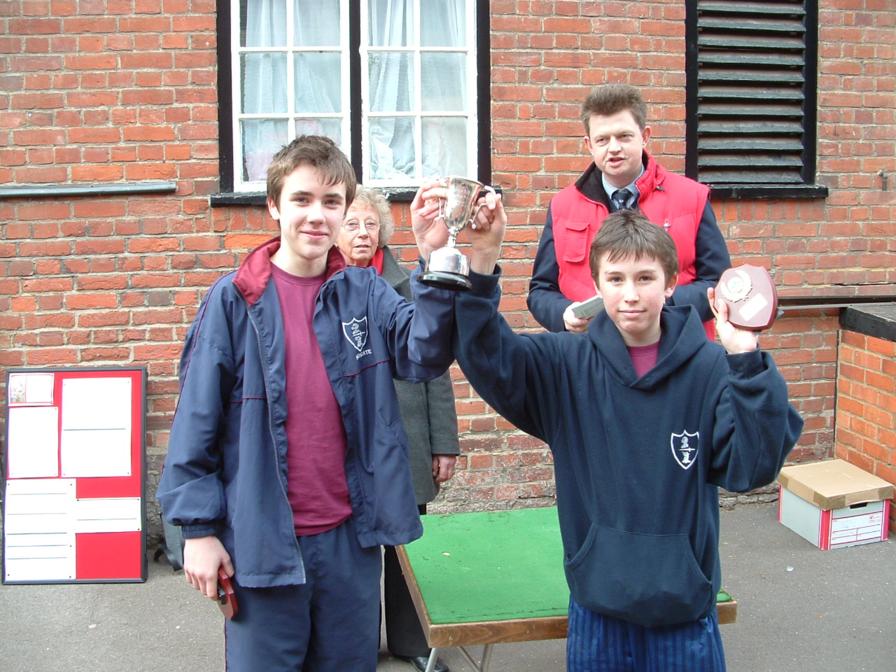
[466, 189, 506, 275]
[410, 179, 450, 262]
[708, 287, 759, 354]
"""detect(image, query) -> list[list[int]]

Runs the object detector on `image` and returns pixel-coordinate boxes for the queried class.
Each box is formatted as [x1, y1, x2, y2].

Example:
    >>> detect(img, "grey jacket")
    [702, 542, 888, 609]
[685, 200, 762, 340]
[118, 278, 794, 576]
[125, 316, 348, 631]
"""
[382, 247, 460, 504]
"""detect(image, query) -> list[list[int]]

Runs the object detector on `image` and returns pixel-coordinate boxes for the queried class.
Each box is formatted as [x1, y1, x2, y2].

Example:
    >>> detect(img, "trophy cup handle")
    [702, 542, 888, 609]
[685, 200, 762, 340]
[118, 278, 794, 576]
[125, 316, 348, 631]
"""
[469, 185, 497, 228]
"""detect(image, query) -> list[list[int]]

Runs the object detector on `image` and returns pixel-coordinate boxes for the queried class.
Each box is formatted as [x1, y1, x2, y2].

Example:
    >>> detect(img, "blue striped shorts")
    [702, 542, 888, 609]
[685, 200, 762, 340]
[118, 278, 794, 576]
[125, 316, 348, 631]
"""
[566, 595, 727, 672]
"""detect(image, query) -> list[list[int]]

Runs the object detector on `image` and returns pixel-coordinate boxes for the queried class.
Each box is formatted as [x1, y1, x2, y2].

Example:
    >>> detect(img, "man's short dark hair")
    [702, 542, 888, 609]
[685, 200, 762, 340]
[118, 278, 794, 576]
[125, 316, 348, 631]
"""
[581, 84, 648, 134]
[590, 210, 679, 284]
[266, 135, 357, 207]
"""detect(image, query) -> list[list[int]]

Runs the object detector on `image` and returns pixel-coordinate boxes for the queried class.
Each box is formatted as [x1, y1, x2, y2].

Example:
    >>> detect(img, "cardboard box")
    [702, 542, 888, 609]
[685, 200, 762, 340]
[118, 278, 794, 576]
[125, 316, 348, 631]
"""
[777, 459, 895, 550]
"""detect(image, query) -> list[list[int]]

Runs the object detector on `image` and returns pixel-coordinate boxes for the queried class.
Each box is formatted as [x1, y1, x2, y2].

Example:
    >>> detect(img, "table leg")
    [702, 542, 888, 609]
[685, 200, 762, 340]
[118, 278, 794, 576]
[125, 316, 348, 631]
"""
[424, 649, 438, 672]
[480, 644, 495, 671]
[456, 644, 495, 672]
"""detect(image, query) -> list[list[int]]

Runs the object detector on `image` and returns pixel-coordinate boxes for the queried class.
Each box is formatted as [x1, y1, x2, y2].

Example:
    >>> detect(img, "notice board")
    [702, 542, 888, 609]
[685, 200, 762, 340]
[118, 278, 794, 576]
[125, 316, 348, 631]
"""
[3, 367, 147, 584]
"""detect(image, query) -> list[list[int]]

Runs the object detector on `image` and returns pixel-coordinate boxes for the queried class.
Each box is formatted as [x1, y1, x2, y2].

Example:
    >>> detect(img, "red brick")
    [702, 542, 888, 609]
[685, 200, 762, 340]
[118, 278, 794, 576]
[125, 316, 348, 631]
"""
[64, 293, 118, 310]
[26, 348, 79, 365]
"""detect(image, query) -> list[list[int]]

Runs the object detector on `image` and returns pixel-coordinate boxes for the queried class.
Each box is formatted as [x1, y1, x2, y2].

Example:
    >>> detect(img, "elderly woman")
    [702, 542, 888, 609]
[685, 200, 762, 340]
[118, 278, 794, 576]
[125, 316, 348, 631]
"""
[337, 187, 458, 672]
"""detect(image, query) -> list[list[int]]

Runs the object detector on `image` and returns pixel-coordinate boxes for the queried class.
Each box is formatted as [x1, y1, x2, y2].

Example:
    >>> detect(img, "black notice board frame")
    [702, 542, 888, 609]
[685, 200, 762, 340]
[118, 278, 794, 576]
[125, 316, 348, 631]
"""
[2, 366, 148, 585]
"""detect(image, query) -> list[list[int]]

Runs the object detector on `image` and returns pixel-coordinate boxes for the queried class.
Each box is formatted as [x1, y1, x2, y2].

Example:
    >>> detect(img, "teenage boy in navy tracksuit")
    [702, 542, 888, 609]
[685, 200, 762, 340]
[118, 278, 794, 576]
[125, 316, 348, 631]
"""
[410, 184, 803, 672]
[157, 136, 455, 672]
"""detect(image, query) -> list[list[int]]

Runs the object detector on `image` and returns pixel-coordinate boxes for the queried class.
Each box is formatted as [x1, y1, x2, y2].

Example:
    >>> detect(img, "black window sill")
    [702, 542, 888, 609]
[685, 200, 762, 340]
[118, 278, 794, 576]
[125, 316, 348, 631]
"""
[708, 184, 829, 200]
[0, 181, 177, 199]
[210, 189, 419, 207]
[210, 192, 267, 207]
[210, 186, 501, 208]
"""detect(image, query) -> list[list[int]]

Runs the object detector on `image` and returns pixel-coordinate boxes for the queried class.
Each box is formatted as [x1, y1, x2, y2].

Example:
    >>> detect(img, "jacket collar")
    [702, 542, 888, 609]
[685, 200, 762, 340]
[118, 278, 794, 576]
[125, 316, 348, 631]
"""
[576, 151, 663, 204]
[233, 236, 347, 306]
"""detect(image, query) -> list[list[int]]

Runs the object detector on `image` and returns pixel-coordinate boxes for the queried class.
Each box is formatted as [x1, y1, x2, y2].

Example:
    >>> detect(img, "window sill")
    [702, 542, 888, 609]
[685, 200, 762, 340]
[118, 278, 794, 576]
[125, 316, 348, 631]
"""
[210, 192, 267, 207]
[209, 191, 418, 207]
[210, 186, 502, 207]
[708, 184, 829, 200]
[0, 181, 177, 199]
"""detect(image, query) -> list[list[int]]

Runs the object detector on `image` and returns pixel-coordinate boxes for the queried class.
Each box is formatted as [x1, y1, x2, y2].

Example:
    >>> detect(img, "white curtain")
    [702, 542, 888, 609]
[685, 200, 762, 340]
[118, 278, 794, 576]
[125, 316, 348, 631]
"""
[368, 0, 467, 180]
[293, 0, 341, 118]
[241, 0, 469, 183]
[420, 0, 467, 177]
[242, 0, 341, 182]
[368, 0, 414, 179]
[242, 0, 287, 181]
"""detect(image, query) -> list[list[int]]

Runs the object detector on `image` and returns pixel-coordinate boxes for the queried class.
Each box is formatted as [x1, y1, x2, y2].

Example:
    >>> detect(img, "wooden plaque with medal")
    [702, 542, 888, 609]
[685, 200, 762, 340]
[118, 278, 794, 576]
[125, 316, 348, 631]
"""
[217, 568, 238, 619]
[714, 265, 779, 331]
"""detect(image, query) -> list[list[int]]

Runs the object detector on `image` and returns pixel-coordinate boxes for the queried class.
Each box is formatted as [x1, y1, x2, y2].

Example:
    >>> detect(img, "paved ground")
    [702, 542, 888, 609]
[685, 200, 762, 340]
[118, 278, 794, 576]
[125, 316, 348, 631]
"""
[1, 502, 893, 671]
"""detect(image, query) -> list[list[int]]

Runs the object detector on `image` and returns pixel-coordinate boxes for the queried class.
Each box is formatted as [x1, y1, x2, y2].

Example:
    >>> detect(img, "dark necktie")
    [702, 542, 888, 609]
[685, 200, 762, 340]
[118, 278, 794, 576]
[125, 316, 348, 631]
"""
[611, 188, 633, 211]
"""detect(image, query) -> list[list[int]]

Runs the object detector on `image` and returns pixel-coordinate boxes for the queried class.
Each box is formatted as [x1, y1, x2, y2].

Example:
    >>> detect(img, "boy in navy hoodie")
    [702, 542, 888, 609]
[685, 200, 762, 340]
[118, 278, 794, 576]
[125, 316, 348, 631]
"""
[410, 185, 802, 672]
[157, 137, 455, 672]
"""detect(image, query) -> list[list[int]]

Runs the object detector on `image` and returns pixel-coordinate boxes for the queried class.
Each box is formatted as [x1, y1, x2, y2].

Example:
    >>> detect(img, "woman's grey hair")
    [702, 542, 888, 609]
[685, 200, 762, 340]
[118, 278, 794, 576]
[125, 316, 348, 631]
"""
[349, 186, 394, 247]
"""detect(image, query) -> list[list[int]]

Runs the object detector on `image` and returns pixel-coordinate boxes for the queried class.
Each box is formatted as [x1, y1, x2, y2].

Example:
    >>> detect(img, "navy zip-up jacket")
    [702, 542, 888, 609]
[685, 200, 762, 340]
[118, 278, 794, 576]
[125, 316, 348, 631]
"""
[455, 269, 803, 627]
[157, 238, 454, 589]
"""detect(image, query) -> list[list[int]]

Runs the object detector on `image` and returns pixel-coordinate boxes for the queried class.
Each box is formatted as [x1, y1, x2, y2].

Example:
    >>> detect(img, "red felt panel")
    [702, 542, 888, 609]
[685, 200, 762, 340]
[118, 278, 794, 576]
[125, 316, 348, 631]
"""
[75, 531, 143, 580]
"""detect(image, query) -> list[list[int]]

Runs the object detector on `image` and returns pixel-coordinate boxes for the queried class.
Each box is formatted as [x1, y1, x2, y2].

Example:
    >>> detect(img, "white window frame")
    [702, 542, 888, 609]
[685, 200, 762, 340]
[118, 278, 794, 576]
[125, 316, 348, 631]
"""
[230, 0, 352, 193]
[359, 0, 479, 187]
[227, 0, 480, 194]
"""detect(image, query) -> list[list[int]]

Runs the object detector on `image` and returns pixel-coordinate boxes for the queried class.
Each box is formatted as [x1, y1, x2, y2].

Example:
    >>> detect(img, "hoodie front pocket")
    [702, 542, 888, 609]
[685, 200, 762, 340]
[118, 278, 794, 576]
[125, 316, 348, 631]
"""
[564, 523, 713, 628]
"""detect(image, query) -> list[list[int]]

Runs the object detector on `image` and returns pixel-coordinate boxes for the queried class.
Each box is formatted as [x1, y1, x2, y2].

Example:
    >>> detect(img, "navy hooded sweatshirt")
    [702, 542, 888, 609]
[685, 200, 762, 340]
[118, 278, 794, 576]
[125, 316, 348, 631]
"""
[454, 268, 803, 627]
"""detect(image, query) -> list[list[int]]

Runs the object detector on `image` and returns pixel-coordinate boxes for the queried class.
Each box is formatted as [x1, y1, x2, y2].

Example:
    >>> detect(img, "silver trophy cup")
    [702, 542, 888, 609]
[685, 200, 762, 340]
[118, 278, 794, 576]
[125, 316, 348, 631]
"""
[422, 176, 496, 290]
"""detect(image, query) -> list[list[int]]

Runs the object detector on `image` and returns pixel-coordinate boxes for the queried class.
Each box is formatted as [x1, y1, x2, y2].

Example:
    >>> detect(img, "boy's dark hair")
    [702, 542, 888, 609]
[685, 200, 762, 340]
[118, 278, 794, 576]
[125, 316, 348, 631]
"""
[266, 135, 357, 207]
[581, 84, 648, 133]
[590, 210, 679, 284]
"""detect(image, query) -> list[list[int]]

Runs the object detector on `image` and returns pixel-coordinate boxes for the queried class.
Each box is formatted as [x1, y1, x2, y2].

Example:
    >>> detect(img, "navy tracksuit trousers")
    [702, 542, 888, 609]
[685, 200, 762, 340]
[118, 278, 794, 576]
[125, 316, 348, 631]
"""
[567, 596, 727, 672]
[223, 517, 382, 672]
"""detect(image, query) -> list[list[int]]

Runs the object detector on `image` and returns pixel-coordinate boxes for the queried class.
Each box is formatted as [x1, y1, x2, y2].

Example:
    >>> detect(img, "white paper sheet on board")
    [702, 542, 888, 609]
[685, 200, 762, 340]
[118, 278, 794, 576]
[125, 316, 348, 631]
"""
[3, 479, 77, 582]
[73, 497, 142, 533]
[8, 372, 55, 405]
[7, 406, 59, 478]
[59, 377, 132, 478]
[60, 377, 132, 431]
[60, 428, 132, 478]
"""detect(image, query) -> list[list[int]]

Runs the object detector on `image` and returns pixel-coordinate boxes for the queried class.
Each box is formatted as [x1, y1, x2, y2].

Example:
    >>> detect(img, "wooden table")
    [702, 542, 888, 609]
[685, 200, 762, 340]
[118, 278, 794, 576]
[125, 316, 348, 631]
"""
[397, 507, 736, 672]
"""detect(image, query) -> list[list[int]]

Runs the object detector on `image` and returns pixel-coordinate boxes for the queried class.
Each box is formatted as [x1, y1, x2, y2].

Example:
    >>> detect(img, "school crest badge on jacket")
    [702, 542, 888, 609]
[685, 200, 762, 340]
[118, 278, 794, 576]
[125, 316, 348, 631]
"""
[670, 430, 699, 470]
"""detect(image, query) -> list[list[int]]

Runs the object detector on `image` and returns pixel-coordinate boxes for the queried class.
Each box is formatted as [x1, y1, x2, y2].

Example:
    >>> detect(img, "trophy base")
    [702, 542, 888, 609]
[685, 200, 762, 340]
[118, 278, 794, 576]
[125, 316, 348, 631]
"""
[421, 269, 472, 291]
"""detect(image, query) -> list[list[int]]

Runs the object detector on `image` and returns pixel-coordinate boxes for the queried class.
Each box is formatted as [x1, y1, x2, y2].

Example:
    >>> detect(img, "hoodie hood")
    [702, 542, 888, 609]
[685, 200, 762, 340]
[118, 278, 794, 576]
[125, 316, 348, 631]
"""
[588, 304, 709, 389]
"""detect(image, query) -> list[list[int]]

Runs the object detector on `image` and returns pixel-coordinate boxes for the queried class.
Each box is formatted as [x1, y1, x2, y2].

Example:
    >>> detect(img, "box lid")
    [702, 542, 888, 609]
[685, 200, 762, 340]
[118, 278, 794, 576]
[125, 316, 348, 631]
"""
[778, 459, 895, 510]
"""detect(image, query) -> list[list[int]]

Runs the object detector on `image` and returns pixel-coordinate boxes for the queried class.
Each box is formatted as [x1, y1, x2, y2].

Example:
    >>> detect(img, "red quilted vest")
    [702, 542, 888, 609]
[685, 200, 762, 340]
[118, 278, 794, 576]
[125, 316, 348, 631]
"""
[551, 156, 714, 337]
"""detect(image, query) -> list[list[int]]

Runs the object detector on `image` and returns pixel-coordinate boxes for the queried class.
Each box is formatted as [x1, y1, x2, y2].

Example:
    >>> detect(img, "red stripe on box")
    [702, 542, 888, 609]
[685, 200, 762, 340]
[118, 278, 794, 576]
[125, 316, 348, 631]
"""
[75, 531, 143, 580]
[882, 501, 891, 540]
[819, 509, 831, 550]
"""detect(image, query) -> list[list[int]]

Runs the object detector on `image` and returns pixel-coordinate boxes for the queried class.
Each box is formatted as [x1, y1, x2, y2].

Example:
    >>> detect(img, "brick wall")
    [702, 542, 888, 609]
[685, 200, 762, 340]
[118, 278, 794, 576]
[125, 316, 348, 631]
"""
[1, 1, 894, 541]
[835, 329, 896, 527]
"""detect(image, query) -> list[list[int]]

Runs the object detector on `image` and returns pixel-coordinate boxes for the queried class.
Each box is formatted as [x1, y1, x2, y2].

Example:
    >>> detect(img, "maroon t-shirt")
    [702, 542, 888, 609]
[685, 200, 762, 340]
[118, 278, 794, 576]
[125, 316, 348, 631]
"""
[271, 265, 352, 536]
[627, 341, 660, 378]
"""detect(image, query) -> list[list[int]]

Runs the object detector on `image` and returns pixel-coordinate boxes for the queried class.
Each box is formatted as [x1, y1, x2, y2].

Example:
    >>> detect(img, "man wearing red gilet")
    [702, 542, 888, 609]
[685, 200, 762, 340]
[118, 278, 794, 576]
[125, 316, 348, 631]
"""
[528, 84, 730, 338]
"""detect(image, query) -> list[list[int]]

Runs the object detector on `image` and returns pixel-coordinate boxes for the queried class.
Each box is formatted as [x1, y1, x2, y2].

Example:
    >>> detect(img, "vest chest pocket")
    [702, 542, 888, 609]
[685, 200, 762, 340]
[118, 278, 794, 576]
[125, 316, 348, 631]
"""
[558, 219, 591, 264]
